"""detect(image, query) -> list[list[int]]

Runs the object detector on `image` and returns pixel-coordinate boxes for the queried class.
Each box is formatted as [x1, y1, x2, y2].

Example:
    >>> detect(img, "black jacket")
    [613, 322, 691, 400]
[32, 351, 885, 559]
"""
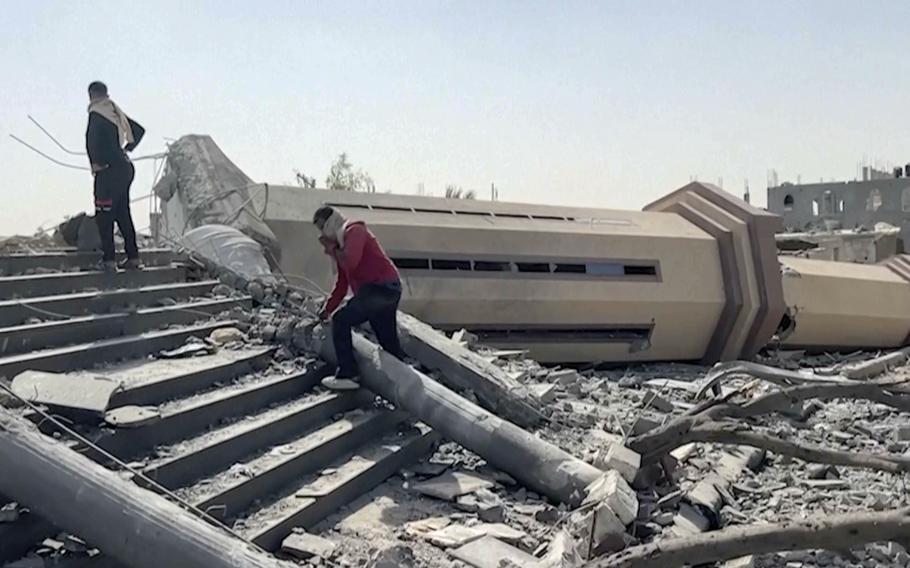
[86, 112, 145, 168]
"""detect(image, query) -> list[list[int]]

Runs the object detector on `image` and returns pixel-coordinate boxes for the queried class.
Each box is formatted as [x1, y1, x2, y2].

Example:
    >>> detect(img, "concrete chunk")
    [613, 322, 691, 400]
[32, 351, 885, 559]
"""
[594, 443, 642, 484]
[413, 470, 495, 501]
[583, 470, 639, 526]
[281, 531, 337, 560]
[11, 370, 121, 415]
[425, 522, 526, 549]
[673, 503, 711, 536]
[528, 383, 559, 404]
[450, 536, 537, 568]
[570, 504, 627, 557]
[721, 556, 756, 568]
[104, 405, 162, 428]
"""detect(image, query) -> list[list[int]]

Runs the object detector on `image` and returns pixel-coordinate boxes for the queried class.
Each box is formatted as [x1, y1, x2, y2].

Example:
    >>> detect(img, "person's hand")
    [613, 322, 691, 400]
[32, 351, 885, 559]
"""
[318, 308, 330, 322]
[319, 236, 338, 256]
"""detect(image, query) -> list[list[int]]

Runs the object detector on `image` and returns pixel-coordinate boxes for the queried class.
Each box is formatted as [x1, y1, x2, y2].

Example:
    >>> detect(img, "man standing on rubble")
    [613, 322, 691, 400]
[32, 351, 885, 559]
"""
[86, 81, 145, 271]
[313, 206, 406, 390]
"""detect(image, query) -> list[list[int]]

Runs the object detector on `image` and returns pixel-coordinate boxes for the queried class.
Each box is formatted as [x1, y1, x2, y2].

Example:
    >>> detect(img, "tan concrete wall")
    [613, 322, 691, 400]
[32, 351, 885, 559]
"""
[779, 256, 910, 348]
[262, 187, 727, 363]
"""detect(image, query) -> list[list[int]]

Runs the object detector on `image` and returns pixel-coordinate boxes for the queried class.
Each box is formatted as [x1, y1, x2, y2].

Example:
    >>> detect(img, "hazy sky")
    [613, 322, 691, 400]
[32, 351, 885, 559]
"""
[1, 1, 908, 235]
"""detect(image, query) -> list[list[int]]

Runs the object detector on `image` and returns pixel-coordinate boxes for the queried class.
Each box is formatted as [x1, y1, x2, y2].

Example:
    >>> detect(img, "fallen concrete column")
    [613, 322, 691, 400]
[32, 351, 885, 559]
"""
[0, 406, 293, 568]
[396, 312, 544, 428]
[315, 329, 602, 506]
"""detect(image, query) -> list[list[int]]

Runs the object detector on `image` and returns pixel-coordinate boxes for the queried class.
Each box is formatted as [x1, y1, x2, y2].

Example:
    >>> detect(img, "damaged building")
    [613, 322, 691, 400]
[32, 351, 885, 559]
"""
[767, 164, 910, 250]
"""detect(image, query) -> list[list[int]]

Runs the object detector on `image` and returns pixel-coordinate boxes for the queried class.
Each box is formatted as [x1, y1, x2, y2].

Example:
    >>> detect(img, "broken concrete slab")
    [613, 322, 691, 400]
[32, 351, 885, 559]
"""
[403, 516, 452, 539]
[642, 390, 675, 413]
[594, 444, 641, 484]
[410, 461, 450, 478]
[582, 470, 639, 526]
[450, 536, 537, 568]
[425, 523, 527, 548]
[528, 383, 559, 404]
[570, 504, 626, 558]
[104, 405, 162, 428]
[721, 556, 756, 568]
[412, 470, 495, 501]
[11, 370, 122, 416]
[0, 501, 20, 522]
[280, 530, 337, 560]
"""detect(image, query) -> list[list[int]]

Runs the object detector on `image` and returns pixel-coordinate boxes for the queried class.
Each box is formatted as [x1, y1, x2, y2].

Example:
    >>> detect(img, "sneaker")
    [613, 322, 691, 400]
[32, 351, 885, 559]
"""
[98, 260, 117, 273]
[321, 376, 361, 391]
[118, 258, 143, 270]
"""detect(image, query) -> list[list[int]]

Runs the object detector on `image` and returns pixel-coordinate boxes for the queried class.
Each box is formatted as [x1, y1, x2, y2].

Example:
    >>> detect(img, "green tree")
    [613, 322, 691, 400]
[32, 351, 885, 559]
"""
[326, 153, 375, 192]
[444, 184, 477, 199]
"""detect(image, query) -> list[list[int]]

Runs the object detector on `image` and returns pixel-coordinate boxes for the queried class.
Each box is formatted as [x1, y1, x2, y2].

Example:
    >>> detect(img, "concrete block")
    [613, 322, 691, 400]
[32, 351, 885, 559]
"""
[528, 383, 559, 404]
[548, 369, 580, 386]
[897, 426, 910, 442]
[672, 503, 711, 536]
[11, 370, 121, 415]
[450, 535, 537, 568]
[594, 443, 642, 483]
[425, 523, 526, 548]
[281, 531, 338, 560]
[686, 479, 723, 516]
[413, 471, 495, 501]
[631, 414, 662, 436]
[571, 504, 627, 557]
[583, 470, 639, 526]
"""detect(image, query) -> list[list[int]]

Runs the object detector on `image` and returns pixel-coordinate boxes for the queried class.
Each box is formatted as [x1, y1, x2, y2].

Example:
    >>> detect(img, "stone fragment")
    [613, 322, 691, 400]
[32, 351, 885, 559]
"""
[594, 443, 641, 483]
[259, 324, 277, 342]
[368, 545, 415, 568]
[549, 369, 581, 386]
[686, 479, 723, 518]
[800, 479, 849, 490]
[669, 443, 697, 462]
[452, 329, 479, 348]
[403, 516, 451, 539]
[104, 405, 162, 428]
[247, 281, 266, 302]
[450, 536, 537, 568]
[534, 506, 560, 524]
[583, 470, 639, 526]
[208, 326, 244, 345]
[425, 523, 525, 548]
[657, 490, 683, 510]
[897, 426, 910, 441]
[412, 471, 495, 501]
[211, 283, 234, 296]
[275, 318, 296, 342]
[672, 503, 711, 536]
[0, 502, 20, 523]
[11, 370, 121, 415]
[570, 504, 626, 556]
[528, 383, 559, 404]
[642, 390, 675, 413]
[281, 531, 338, 560]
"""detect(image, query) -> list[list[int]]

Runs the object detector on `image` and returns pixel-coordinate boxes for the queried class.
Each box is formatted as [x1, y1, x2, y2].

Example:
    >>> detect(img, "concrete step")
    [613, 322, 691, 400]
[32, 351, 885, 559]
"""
[0, 320, 236, 378]
[0, 265, 186, 300]
[107, 347, 275, 407]
[189, 409, 405, 521]
[143, 393, 361, 489]
[90, 365, 329, 459]
[0, 280, 221, 327]
[0, 248, 180, 276]
[0, 297, 250, 356]
[243, 425, 438, 551]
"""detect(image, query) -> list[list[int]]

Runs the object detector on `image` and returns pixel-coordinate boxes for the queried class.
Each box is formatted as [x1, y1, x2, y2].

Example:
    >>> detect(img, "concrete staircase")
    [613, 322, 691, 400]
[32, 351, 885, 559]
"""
[0, 248, 436, 565]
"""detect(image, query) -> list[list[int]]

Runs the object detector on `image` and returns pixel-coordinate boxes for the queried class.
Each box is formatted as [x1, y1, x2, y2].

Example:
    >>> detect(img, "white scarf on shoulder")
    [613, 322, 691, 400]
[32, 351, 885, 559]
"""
[321, 209, 350, 248]
[88, 97, 135, 146]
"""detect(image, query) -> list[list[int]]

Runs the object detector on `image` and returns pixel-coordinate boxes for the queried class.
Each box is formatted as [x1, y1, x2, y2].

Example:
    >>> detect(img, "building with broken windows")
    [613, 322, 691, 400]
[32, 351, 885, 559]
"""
[767, 165, 910, 250]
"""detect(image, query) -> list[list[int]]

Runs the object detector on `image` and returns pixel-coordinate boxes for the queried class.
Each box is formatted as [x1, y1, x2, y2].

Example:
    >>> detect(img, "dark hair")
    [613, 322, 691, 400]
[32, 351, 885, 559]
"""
[312, 206, 335, 225]
[88, 81, 108, 97]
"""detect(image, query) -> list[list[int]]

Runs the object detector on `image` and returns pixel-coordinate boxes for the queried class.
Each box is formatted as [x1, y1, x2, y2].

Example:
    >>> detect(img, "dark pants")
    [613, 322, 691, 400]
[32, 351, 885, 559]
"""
[94, 161, 138, 262]
[332, 281, 405, 378]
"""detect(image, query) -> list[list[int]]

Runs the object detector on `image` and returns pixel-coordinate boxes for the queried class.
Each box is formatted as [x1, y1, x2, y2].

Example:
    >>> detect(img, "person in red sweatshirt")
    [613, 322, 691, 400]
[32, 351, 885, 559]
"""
[313, 206, 406, 390]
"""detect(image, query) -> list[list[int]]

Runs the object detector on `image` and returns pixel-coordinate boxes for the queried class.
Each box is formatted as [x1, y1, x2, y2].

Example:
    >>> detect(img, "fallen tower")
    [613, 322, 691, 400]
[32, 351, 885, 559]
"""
[156, 136, 910, 364]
